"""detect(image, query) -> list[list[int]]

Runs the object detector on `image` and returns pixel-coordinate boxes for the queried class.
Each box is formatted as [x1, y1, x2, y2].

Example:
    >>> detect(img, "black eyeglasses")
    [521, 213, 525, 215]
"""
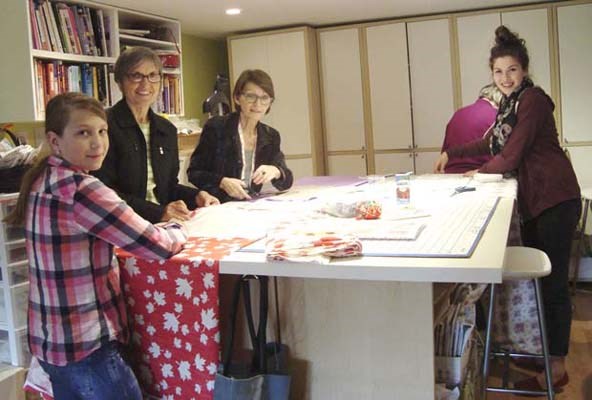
[241, 92, 273, 106]
[126, 72, 162, 83]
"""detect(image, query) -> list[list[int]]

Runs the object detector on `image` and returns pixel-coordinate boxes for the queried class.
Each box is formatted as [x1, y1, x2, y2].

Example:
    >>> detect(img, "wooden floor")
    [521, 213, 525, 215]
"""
[488, 283, 592, 400]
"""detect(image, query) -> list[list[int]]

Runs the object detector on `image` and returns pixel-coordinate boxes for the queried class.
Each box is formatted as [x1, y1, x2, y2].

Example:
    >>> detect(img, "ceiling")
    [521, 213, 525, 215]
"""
[92, 0, 549, 39]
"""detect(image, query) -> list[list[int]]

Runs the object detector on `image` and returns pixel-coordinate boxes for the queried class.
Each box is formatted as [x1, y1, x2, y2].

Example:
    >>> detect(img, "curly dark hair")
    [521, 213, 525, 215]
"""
[489, 25, 530, 72]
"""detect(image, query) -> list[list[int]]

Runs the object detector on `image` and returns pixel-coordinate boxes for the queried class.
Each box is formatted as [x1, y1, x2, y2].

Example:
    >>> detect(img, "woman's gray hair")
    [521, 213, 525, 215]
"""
[113, 46, 163, 84]
[479, 83, 503, 107]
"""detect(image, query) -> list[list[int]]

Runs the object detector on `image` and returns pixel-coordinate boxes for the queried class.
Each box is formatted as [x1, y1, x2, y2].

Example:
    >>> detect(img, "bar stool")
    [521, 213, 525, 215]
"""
[572, 188, 592, 294]
[482, 246, 555, 399]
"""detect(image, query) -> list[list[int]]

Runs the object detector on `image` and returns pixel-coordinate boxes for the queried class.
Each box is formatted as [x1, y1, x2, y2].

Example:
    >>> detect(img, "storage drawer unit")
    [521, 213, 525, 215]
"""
[0, 282, 29, 329]
[0, 328, 30, 367]
[0, 193, 31, 367]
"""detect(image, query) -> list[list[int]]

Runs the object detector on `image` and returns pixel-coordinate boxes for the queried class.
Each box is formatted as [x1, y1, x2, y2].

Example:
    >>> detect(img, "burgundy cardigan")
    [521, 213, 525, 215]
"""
[447, 87, 580, 220]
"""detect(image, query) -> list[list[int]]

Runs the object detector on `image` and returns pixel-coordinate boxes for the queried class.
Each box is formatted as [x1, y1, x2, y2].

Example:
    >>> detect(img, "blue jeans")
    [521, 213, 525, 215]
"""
[38, 342, 142, 400]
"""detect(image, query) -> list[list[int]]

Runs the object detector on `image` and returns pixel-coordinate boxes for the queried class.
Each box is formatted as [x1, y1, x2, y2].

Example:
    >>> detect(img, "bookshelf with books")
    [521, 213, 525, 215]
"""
[0, 0, 184, 122]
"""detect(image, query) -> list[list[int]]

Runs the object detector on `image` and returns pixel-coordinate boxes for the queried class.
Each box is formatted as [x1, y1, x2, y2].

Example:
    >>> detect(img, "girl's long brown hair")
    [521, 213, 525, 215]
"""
[3, 93, 106, 226]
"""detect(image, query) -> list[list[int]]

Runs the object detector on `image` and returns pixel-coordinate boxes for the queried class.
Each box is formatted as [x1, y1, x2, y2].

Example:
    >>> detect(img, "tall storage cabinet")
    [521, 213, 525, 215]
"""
[0, 194, 30, 367]
[557, 2, 592, 188]
[318, 17, 454, 176]
[228, 27, 325, 179]
[456, 8, 551, 107]
[0, 0, 184, 122]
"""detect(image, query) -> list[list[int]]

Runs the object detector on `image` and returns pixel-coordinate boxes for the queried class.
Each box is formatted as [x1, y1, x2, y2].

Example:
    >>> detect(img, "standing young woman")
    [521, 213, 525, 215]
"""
[187, 69, 293, 203]
[434, 26, 581, 392]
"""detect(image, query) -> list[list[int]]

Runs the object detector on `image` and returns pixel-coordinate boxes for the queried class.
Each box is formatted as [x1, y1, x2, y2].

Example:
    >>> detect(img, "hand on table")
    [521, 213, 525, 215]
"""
[433, 152, 449, 173]
[463, 169, 479, 177]
[220, 177, 251, 200]
[161, 200, 191, 222]
[251, 165, 280, 186]
[196, 190, 220, 207]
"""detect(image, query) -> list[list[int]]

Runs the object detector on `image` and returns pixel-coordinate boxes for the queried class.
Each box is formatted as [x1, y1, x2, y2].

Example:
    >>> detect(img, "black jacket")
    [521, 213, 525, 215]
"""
[93, 100, 199, 223]
[187, 112, 293, 203]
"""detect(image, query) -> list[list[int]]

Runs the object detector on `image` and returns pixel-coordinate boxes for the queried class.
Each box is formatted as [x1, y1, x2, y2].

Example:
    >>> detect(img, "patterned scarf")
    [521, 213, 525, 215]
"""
[490, 77, 534, 155]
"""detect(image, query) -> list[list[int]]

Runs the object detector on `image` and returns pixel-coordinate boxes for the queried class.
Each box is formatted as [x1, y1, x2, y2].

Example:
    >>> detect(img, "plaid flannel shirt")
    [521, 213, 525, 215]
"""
[26, 156, 187, 365]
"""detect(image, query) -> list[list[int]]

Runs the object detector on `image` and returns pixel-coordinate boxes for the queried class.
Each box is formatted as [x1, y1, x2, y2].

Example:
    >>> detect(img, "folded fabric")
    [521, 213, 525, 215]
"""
[265, 231, 362, 263]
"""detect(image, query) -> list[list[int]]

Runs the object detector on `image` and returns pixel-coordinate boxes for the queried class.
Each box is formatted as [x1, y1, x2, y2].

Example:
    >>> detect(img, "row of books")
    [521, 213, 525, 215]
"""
[156, 75, 182, 115]
[34, 60, 115, 118]
[29, 0, 111, 57]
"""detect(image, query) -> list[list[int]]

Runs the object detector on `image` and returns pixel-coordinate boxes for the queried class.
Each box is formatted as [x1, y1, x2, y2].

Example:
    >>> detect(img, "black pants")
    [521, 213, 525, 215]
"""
[521, 198, 581, 356]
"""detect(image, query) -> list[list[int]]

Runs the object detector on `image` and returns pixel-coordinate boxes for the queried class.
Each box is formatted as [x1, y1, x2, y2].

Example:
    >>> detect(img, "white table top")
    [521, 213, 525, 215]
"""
[215, 175, 516, 284]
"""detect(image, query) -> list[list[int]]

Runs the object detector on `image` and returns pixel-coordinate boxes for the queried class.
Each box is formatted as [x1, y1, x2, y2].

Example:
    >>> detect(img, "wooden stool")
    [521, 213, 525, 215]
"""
[572, 188, 592, 294]
[482, 246, 555, 399]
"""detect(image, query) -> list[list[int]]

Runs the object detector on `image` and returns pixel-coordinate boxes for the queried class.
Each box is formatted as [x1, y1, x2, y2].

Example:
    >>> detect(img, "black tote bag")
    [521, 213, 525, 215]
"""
[214, 275, 291, 400]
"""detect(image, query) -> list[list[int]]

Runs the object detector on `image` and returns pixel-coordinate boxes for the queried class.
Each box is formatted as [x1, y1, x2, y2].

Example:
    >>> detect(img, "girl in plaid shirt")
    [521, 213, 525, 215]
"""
[5, 93, 187, 399]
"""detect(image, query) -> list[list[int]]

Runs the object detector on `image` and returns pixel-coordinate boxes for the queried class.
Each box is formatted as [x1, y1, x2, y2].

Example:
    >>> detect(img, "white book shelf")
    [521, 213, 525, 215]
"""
[0, 0, 184, 122]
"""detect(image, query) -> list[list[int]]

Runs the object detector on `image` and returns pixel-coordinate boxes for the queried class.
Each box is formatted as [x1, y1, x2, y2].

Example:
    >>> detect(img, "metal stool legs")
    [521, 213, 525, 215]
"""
[572, 196, 591, 295]
[481, 279, 555, 399]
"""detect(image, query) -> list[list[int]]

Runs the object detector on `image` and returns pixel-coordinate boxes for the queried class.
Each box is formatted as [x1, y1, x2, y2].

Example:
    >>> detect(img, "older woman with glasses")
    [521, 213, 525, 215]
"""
[94, 46, 219, 223]
[187, 69, 293, 202]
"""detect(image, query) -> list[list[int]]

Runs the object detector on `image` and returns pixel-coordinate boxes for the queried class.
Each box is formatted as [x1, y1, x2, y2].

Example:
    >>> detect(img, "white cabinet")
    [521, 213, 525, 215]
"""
[0, 0, 183, 122]
[0, 194, 31, 367]
[318, 28, 366, 153]
[456, 12, 501, 107]
[366, 22, 413, 151]
[501, 8, 551, 96]
[228, 27, 324, 179]
[319, 18, 454, 176]
[456, 8, 552, 106]
[407, 18, 455, 150]
[327, 154, 367, 177]
[557, 3, 592, 144]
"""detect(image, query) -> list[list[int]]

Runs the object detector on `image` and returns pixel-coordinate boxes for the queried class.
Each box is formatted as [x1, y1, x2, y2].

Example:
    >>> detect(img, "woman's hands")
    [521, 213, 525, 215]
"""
[196, 190, 220, 207]
[161, 200, 192, 222]
[433, 152, 449, 173]
[220, 177, 251, 200]
[251, 165, 280, 185]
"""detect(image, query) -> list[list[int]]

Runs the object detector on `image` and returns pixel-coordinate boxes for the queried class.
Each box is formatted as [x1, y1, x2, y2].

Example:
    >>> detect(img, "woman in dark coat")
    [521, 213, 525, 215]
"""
[187, 69, 293, 203]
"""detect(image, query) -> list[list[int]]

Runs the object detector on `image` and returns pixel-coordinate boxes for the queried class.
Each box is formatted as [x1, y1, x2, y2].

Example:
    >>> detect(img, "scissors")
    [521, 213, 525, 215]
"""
[451, 186, 476, 197]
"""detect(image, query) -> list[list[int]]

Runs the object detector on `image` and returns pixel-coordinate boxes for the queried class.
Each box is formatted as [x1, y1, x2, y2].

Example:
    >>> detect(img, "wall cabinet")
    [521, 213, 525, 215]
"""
[1, 0, 183, 122]
[557, 3, 592, 145]
[407, 18, 455, 150]
[319, 18, 453, 176]
[456, 8, 551, 107]
[227, 27, 324, 179]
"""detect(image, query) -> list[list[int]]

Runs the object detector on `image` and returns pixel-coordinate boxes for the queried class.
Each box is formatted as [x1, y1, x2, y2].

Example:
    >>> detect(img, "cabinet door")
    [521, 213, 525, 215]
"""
[413, 151, 441, 175]
[229, 36, 268, 76]
[319, 29, 365, 152]
[567, 146, 592, 189]
[287, 157, 314, 180]
[266, 32, 313, 156]
[229, 31, 314, 156]
[407, 18, 455, 149]
[456, 13, 501, 107]
[557, 3, 592, 143]
[374, 153, 414, 175]
[502, 8, 551, 95]
[327, 154, 366, 176]
[366, 23, 413, 150]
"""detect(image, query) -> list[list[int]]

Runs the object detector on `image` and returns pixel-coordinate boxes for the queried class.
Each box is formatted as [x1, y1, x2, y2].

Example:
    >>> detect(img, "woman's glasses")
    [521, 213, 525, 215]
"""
[241, 92, 273, 106]
[126, 72, 162, 83]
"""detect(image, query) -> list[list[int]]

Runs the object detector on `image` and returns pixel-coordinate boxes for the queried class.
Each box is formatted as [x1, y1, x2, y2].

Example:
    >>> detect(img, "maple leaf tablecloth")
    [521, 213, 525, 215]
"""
[117, 237, 251, 400]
